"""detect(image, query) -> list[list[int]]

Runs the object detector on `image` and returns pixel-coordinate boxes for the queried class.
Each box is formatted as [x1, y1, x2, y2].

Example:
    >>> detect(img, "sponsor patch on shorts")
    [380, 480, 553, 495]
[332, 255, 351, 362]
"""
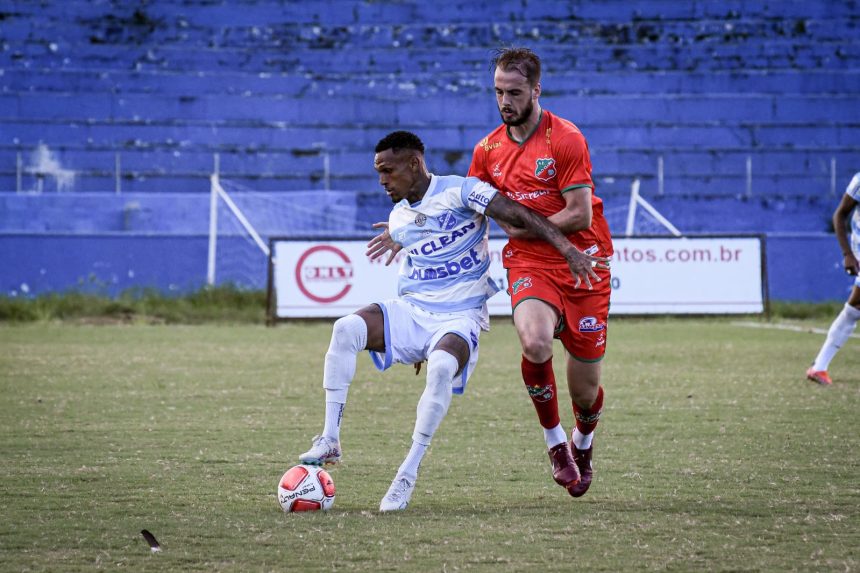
[578, 316, 605, 332]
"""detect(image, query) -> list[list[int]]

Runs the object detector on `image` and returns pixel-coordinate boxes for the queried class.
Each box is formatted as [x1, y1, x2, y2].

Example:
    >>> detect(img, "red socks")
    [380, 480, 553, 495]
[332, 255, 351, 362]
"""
[523, 356, 605, 437]
[521, 356, 559, 429]
[573, 385, 604, 435]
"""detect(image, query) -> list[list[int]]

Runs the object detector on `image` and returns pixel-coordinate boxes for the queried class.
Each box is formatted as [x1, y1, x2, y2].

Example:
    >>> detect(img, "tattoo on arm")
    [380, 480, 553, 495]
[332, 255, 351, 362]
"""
[486, 194, 563, 244]
[485, 193, 608, 289]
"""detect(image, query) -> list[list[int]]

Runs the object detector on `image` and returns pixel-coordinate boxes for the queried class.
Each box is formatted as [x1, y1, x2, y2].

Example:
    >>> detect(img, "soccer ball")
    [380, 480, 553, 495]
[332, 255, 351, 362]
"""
[277, 464, 336, 512]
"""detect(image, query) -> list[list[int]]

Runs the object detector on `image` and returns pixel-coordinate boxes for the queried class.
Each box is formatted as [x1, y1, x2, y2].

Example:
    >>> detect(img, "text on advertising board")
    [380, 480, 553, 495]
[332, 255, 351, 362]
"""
[294, 245, 354, 303]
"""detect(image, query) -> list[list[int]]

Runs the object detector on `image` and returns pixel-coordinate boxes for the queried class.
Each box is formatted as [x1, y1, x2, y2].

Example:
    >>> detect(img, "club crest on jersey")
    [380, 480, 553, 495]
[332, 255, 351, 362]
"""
[578, 316, 605, 332]
[535, 157, 557, 181]
[511, 276, 532, 295]
[415, 213, 427, 227]
[436, 210, 457, 231]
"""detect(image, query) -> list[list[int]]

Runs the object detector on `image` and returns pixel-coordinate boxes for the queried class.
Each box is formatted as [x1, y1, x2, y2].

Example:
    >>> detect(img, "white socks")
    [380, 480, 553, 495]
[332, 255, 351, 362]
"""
[572, 427, 594, 450]
[397, 350, 458, 480]
[544, 424, 568, 448]
[322, 402, 345, 442]
[812, 303, 860, 371]
[321, 314, 367, 442]
[397, 442, 429, 481]
[411, 350, 457, 442]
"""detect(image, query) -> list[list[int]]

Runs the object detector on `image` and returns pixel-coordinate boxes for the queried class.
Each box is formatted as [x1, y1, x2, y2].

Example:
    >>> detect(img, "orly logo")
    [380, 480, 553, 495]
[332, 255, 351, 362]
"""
[295, 245, 354, 303]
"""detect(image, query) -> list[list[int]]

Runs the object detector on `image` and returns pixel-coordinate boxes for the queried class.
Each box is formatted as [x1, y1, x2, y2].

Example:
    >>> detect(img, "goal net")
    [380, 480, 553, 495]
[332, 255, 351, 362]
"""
[207, 175, 366, 289]
[208, 177, 681, 289]
[603, 179, 682, 237]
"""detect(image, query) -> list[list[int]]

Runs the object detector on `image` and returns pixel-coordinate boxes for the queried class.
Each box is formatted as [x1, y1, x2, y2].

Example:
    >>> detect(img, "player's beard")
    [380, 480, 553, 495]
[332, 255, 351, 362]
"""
[499, 100, 533, 127]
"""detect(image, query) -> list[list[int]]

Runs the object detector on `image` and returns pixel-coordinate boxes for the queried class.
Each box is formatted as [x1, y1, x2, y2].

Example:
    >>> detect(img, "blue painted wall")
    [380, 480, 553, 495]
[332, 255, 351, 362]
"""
[0, 232, 852, 303]
[1, 0, 859, 302]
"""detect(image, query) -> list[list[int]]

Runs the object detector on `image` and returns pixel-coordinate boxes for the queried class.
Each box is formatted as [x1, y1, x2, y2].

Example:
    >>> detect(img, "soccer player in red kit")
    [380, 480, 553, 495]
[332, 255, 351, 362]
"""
[468, 47, 613, 497]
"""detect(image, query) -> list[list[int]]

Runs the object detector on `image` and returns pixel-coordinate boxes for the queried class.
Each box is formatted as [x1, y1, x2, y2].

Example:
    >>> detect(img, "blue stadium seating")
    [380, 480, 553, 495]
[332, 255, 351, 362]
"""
[1, 0, 858, 299]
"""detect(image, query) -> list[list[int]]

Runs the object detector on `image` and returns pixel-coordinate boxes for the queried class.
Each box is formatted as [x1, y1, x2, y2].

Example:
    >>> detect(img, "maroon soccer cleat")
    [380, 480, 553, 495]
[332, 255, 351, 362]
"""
[547, 441, 580, 487]
[567, 444, 593, 498]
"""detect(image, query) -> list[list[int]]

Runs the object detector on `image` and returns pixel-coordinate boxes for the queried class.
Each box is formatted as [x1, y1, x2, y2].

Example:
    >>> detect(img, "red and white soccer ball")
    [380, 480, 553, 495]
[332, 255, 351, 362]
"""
[277, 464, 336, 512]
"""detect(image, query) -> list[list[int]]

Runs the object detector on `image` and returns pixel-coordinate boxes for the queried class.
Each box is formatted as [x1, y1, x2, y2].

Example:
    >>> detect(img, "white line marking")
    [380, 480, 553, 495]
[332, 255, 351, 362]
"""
[732, 321, 860, 339]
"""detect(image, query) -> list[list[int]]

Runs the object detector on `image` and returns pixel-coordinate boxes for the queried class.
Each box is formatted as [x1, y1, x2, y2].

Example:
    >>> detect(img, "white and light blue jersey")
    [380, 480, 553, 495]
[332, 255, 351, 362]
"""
[847, 172, 860, 257]
[388, 174, 502, 320]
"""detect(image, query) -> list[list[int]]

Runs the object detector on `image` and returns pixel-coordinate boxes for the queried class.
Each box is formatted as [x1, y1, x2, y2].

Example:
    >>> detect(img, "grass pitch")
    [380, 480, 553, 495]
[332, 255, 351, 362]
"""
[0, 318, 857, 572]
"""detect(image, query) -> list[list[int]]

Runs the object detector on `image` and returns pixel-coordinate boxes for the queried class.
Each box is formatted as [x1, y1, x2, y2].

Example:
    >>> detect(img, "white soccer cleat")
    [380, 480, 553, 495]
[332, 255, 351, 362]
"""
[298, 435, 342, 466]
[379, 475, 415, 512]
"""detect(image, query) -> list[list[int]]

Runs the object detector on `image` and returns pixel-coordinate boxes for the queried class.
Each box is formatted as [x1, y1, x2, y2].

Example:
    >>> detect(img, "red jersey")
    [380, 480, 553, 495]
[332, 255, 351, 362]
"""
[468, 110, 613, 269]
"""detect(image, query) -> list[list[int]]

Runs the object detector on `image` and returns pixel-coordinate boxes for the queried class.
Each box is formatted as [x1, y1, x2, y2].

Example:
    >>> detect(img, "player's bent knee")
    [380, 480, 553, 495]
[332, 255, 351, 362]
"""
[426, 349, 460, 386]
[322, 314, 367, 398]
[329, 314, 367, 354]
[520, 338, 553, 363]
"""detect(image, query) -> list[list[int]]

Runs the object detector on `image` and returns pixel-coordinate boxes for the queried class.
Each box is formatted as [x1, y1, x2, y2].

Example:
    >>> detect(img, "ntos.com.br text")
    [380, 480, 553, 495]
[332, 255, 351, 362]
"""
[612, 244, 744, 264]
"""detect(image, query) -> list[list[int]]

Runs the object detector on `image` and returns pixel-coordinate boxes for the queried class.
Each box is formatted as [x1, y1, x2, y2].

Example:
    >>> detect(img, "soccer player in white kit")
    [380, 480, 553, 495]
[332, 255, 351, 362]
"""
[299, 131, 608, 511]
[807, 172, 860, 385]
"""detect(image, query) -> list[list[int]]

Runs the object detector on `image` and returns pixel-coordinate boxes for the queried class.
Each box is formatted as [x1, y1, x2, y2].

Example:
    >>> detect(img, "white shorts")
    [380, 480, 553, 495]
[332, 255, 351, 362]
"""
[368, 298, 483, 395]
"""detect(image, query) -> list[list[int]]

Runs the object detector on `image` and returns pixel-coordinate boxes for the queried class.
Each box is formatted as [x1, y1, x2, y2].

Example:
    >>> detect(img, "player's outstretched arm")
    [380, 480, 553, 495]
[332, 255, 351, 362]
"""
[484, 193, 609, 289]
[366, 222, 402, 266]
[498, 187, 593, 239]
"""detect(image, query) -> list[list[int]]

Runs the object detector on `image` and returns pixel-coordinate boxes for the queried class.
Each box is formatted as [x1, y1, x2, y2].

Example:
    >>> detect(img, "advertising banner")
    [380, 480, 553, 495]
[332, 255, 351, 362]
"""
[269, 236, 765, 319]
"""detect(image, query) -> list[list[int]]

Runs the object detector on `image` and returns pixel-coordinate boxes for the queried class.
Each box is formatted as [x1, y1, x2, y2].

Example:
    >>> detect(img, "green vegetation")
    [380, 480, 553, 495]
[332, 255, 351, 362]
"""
[769, 300, 846, 320]
[0, 286, 267, 324]
[0, 288, 847, 325]
[1, 319, 857, 571]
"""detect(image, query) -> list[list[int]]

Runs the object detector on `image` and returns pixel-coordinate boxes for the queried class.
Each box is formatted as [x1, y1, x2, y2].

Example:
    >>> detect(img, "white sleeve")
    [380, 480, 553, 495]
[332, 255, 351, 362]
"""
[846, 172, 860, 201]
[461, 177, 498, 215]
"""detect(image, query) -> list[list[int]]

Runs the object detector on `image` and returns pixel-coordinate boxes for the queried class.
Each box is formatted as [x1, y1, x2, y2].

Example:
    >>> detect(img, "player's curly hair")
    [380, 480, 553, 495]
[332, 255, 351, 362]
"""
[375, 131, 425, 155]
[492, 47, 541, 87]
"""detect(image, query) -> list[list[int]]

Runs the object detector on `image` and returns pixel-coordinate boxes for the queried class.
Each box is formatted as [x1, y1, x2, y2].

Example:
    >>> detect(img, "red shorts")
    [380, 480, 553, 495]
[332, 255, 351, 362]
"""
[507, 266, 611, 362]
